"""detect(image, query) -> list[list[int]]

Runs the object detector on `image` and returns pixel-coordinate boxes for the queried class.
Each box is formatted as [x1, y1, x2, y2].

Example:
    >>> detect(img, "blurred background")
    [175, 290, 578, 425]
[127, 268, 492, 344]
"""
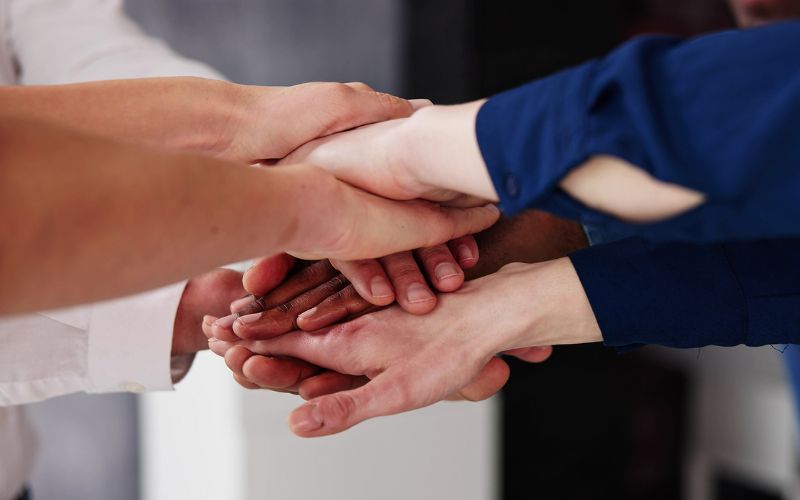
[25, 1, 800, 499]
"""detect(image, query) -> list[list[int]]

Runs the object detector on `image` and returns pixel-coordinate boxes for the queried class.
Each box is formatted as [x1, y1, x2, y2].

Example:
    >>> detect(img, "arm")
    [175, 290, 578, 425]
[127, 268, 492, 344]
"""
[570, 237, 800, 348]
[0, 78, 415, 163]
[0, 269, 244, 405]
[0, 116, 498, 315]
[209, 237, 800, 436]
[285, 21, 800, 242]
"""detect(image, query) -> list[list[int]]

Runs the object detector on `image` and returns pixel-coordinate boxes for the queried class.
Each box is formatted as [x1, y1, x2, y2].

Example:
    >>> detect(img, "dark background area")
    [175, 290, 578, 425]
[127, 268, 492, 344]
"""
[404, 2, 736, 499]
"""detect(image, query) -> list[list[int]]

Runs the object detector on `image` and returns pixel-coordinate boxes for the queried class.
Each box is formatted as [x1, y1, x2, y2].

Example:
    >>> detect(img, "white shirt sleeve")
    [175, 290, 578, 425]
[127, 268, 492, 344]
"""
[0, 282, 186, 406]
[8, 0, 225, 83]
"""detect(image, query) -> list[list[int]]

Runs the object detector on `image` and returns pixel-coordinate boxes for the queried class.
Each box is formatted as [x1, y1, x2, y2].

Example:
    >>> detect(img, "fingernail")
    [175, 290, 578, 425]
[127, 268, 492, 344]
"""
[409, 98, 434, 110]
[456, 245, 475, 265]
[370, 276, 394, 299]
[290, 404, 323, 433]
[298, 307, 318, 320]
[208, 339, 226, 356]
[406, 283, 434, 303]
[485, 203, 500, 214]
[230, 296, 254, 313]
[237, 312, 262, 325]
[214, 313, 238, 329]
[434, 262, 461, 281]
[202, 315, 215, 326]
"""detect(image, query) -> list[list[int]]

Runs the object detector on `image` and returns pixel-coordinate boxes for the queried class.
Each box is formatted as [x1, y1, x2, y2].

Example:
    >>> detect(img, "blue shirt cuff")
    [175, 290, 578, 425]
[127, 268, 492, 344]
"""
[476, 61, 597, 216]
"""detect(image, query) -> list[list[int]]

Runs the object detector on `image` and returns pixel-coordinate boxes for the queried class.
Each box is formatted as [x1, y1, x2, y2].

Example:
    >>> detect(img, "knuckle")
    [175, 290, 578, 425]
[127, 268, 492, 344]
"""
[275, 301, 294, 314]
[390, 263, 423, 281]
[415, 245, 450, 261]
[320, 392, 359, 428]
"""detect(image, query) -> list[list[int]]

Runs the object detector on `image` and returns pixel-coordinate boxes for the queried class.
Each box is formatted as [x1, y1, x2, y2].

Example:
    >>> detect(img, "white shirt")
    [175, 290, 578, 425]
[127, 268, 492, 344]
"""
[0, 1, 224, 498]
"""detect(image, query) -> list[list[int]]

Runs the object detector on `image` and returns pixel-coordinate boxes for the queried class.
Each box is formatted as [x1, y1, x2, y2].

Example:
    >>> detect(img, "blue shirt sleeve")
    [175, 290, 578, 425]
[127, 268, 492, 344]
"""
[476, 21, 800, 242]
[569, 238, 800, 348]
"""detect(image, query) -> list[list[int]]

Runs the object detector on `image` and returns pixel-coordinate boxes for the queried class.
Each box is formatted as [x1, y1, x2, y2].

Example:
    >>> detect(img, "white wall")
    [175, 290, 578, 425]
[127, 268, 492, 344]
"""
[141, 353, 498, 500]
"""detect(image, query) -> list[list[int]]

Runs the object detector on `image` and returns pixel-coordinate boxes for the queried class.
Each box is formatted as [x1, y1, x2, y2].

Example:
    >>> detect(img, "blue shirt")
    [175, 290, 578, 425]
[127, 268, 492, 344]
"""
[474, 21, 800, 348]
[476, 21, 800, 243]
[570, 238, 800, 348]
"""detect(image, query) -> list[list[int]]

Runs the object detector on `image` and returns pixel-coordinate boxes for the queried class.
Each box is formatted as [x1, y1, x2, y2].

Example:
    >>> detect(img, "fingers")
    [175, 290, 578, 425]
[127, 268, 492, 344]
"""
[379, 252, 436, 314]
[308, 195, 500, 261]
[414, 244, 464, 294]
[213, 261, 341, 340]
[241, 254, 295, 297]
[504, 346, 554, 363]
[330, 259, 395, 306]
[323, 83, 414, 136]
[447, 235, 480, 270]
[446, 357, 510, 402]
[231, 274, 350, 340]
[224, 346, 321, 392]
[245, 260, 337, 308]
[288, 370, 413, 437]
[295, 285, 372, 331]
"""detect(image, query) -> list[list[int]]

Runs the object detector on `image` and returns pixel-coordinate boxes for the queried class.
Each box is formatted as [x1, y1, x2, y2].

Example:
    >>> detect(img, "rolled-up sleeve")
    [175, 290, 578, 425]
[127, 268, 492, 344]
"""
[569, 239, 800, 349]
[0, 283, 185, 406]
[477, 21, 800, 242]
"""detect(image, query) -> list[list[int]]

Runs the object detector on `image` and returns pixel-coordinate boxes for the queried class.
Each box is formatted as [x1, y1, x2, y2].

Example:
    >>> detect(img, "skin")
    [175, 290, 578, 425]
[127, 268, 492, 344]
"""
[727, 0, 800, 26]
[209, 257, 601, 437]
[280, 96, 705, 222]
[204, 212, 586, 402]
[0, 78, 416, 164]
[0, 116, 499, 314]
[0, 77, 482, 315]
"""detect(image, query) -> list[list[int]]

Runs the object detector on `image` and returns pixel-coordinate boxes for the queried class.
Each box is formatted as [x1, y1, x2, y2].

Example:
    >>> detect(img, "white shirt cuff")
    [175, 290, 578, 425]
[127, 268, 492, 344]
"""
[86, 281, 187, 394]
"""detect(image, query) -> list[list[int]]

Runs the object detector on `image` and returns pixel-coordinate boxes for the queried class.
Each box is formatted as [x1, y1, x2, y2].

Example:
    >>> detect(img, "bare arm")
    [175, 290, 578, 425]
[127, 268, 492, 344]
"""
[0, 116, 498, 315]
[0, 78, 415, 163]
[282, 100, 704, 221]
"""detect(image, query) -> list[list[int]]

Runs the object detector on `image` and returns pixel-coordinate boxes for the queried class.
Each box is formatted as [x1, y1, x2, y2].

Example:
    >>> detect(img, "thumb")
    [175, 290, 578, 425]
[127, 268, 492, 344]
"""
[287, 369, 421, 437]
[242, 254, 294, 296]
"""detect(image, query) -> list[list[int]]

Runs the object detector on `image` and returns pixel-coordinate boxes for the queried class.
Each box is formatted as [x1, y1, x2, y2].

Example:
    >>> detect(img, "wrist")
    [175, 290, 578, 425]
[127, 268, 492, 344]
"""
[495, 258, 603, 352]
[194, 80, 255, 161]
[398, 100, 498, 201]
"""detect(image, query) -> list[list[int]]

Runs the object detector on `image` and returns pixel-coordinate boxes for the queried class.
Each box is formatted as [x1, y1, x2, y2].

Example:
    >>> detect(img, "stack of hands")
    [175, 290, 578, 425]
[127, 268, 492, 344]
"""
[172, 84, 603, 438]
[2, 77, 604, 436]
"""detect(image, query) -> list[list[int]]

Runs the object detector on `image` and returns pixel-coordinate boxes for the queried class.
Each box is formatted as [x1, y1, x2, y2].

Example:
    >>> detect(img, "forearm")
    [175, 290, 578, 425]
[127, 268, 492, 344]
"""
[465, 211, 587, 280]
[0, 116, 320, 314]
[570, 238, 800, 349]
[0, 78, 250, 158]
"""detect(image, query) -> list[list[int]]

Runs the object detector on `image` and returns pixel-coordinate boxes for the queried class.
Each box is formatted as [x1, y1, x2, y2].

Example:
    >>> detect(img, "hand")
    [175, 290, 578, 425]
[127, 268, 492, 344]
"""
[206, 212, 587, 397]
[208, 258, 601, 437]
[275, 164, 500, 261]
[203, 257, 552, 399]
[170, 268, 250, 383]
[203, 254, 524, 398]
[278, 100, 497, 205]
[205, 81, 418, 164]
[246, 235, 479, 318]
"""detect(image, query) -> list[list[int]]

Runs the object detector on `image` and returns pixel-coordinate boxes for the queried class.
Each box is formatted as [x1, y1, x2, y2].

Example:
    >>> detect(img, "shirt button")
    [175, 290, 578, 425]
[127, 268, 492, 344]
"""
[504, 174, 520, 198]
[121, 382, 146, 393]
